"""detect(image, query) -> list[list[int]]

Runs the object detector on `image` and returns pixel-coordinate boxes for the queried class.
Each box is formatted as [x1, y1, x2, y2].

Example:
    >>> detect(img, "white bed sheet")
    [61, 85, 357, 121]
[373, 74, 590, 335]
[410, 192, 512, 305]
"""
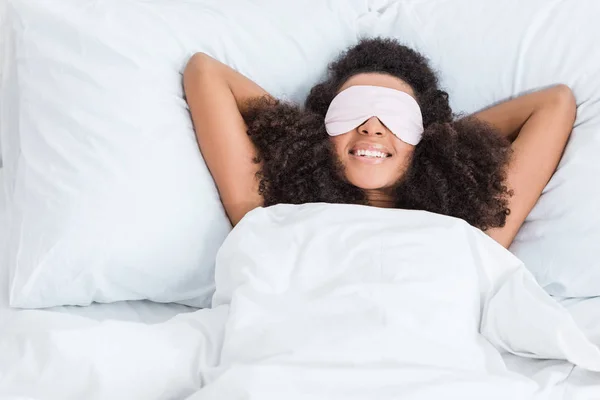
[1, 167, 600, 399]
[503, 296, 600, 399]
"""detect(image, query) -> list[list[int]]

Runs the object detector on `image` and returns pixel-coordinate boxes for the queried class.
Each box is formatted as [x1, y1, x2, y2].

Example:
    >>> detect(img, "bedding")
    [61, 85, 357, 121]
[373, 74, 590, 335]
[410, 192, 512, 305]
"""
[0, 0, 6, 166]
[0, 0, 369, 308]
[503, 295, 600, 399]
[3, 1, 600, 399]
[2, 201, 600, 399]
[0, 170, 203, 399]
[363, 0, 600, 297]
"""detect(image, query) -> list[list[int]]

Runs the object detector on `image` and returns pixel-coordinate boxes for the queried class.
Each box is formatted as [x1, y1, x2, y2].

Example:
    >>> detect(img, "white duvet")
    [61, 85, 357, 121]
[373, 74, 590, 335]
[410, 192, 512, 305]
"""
[2, 204, 600, 399]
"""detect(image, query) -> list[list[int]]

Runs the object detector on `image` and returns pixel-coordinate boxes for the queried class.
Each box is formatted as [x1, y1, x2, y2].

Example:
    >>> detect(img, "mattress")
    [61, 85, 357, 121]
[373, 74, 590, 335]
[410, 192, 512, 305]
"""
[1, 167, 600, 399]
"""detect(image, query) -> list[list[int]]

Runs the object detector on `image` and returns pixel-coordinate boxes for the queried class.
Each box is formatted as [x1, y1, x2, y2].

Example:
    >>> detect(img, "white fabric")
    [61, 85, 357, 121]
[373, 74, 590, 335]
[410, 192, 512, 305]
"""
[0, 0, 368, 308]
[503, 296, 600, 399]
[361, 0, 600, 297]
[2, 1, 600, 398]
[0, 0, 7, 166]
[1, 170, 206, 398]
[2, 202, 600, 399]
[0, 169, 6, 250]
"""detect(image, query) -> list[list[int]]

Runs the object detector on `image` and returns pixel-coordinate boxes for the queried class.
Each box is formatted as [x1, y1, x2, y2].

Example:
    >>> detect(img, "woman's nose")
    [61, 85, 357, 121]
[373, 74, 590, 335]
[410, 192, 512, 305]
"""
[358, 117, 387, 136]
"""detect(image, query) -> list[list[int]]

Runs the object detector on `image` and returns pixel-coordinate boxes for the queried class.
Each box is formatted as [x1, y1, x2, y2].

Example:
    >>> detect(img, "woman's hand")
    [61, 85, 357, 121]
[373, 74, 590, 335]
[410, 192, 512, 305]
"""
[183, 53, 272, 226]
[473, 85, 576, 248]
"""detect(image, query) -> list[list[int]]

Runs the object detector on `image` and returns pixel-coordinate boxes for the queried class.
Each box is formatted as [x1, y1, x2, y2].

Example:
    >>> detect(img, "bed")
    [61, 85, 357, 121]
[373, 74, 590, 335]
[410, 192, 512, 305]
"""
[2, 0, 600, 398]
[1, 168, 600, 399]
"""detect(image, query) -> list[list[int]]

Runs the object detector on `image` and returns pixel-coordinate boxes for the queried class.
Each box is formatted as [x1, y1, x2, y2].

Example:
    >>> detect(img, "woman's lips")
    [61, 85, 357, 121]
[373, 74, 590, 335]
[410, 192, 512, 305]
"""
[349, 143, 392, 165]
[349, 152, 389, 164]
[349, 142, 392, 156]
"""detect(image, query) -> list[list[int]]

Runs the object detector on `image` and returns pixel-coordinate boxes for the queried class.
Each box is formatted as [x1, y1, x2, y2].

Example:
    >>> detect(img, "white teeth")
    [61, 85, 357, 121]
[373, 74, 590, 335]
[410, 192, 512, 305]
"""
[355, 149, 387, 158]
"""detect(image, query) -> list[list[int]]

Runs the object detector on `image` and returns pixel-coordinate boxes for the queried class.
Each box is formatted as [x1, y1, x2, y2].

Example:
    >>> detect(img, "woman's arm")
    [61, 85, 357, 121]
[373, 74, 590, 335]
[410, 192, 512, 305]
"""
[473, 85, 576, 248]
[183, 52, 272, 226]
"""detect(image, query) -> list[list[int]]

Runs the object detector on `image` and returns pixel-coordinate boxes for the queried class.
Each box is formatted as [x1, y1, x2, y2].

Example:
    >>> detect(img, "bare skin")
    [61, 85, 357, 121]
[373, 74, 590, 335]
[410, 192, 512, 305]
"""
[329, 73, 417, 208]
[183, 52, 269, 226]
[473, 85, 576, 247]
[183, 52, 575, 248]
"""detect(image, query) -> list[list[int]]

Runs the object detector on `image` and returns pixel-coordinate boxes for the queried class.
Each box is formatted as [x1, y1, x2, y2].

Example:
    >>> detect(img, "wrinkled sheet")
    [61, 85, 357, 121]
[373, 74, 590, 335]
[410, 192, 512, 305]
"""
[503, 296, 600, 400]
[2, 198, 600, 399]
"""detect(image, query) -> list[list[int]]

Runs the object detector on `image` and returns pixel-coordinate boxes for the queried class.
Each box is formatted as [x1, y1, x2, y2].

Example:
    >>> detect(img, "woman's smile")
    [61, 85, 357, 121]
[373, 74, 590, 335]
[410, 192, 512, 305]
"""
[349, 141, 392, 164]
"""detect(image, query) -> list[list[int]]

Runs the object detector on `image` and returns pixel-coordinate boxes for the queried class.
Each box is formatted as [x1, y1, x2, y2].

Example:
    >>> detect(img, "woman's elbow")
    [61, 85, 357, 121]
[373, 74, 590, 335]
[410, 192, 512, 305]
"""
[185, 52, 211, 72]
[183, 53, 214, 89]
[535, 84, 577, 141]
[550, 84, 577, 120]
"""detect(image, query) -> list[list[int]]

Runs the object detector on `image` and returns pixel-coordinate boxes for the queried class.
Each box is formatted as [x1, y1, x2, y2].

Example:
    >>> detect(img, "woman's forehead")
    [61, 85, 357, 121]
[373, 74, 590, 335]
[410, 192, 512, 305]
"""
[338, 73, 415, 98]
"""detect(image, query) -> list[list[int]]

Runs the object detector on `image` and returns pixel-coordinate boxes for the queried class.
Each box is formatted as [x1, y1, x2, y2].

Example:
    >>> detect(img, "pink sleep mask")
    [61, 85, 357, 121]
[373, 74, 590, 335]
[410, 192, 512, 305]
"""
[324, 85, 424, 145]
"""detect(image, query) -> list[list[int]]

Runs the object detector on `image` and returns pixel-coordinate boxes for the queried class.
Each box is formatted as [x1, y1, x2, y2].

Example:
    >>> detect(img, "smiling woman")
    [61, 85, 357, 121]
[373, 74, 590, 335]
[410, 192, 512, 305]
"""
[304, 46, 514, 229]
[184, 38, 511, 230]
[324, 78, 424, 206]
[184, 37, 574, 248]
[303, 39, 519, 232]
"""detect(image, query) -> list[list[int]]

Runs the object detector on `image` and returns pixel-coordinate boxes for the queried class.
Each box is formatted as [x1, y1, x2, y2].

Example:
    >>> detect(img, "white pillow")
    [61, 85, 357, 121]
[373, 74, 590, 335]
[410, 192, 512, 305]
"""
[363, 0, 600, 297]
[0, 0, 7, 167]
[0, 0, 369, 308]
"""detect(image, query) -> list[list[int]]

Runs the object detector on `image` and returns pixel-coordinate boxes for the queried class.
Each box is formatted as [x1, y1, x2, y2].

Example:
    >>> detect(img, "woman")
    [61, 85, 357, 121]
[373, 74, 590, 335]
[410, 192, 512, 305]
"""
[183, 38, 575, 248]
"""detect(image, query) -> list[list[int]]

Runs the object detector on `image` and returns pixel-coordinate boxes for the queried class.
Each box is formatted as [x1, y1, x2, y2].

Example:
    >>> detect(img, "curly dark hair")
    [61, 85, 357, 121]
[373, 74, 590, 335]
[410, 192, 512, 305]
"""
[243, 37, 512, 230]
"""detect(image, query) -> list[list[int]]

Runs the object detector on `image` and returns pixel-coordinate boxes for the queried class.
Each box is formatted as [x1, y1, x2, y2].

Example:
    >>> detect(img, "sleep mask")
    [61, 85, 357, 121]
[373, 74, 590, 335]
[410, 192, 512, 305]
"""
[324, 85, 424, 145]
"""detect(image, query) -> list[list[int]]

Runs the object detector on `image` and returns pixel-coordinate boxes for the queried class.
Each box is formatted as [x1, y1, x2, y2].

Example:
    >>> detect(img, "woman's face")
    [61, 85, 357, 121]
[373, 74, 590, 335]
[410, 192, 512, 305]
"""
[329, 73, 418, 200]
